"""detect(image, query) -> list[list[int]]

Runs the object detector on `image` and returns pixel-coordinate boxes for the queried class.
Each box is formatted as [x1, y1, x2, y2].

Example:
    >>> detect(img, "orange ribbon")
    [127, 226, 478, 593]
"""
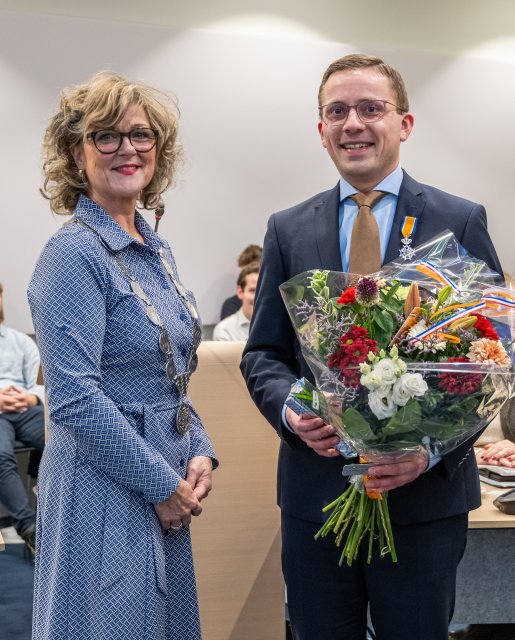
[360, 456, 383, 500]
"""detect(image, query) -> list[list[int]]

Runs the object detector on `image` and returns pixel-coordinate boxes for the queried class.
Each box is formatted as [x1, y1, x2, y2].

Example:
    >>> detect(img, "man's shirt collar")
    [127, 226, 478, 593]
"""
[339, 165, 403, 202]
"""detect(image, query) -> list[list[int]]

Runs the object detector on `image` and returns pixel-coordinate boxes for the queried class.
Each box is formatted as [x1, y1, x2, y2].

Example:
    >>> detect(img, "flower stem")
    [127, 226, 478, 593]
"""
[316, 484, 398, 566]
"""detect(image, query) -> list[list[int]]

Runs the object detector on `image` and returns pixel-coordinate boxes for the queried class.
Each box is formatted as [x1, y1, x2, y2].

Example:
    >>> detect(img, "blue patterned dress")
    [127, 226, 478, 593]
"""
[28, 195, 217, 640]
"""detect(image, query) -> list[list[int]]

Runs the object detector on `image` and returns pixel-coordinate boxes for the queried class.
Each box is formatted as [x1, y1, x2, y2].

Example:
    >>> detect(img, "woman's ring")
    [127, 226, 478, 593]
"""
[170, 523, 183, 531]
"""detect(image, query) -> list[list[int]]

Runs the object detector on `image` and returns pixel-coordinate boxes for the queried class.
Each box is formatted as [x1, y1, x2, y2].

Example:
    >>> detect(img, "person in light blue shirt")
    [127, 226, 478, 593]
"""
[0, 281, 44, 559]
[242, 52, 503, 640]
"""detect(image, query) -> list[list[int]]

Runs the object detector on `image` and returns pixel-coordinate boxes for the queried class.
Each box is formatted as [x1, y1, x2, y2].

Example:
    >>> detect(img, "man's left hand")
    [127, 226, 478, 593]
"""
[0, 385, 38, 413]
[2, 385, 38, 412]
[363, 449, 429, 493]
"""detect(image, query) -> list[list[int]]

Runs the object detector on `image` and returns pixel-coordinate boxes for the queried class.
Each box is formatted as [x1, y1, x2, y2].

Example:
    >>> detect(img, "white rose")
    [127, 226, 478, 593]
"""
[368, 389, 397, 420]
[403, 372, 428, 397]
[391, 373, 428, 406]
[373, 358, 397, 385]
[400, 372, 428, 397]
[360, 371, 384, 390]
[391, 378, 412, 406]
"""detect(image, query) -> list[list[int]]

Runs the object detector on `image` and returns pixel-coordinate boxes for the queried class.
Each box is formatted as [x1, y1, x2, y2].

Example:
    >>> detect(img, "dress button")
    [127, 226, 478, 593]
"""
[180, 347, 187, 357]
[179, 312, 187, 322]
[179, 458, 185, 466]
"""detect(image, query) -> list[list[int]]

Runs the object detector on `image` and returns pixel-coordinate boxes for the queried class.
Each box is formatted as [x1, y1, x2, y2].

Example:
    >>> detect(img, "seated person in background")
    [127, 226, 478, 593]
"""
[476, 398, 515, 468]
[213, 262, 259, 341]
[0, 282, 45, 559]
[477, 439, 515, 468]
[220, 244, 262, 320]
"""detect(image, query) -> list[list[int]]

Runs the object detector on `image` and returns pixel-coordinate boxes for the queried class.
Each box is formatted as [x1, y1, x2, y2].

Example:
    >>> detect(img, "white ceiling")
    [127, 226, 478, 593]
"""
[1, 0, 515, 58]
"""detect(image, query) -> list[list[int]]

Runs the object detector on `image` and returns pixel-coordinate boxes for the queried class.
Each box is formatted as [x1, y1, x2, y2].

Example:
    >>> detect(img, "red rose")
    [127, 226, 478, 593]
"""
[337, 287, 356, 305]
[471, 314, 499, 341]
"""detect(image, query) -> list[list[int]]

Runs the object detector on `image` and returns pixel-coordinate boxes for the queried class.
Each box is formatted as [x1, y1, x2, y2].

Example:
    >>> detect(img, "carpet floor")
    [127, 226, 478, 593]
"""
[0, 542, 34, 640]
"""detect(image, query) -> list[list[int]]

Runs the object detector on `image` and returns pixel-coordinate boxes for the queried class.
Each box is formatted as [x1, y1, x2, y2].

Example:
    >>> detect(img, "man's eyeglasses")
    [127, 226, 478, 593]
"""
[319, 100, 404, 126]
[87, 128, 158, 154]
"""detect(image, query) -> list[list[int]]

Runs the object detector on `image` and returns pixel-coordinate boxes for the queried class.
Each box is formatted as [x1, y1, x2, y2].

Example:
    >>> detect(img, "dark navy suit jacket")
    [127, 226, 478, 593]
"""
[241, 171, 503, 524]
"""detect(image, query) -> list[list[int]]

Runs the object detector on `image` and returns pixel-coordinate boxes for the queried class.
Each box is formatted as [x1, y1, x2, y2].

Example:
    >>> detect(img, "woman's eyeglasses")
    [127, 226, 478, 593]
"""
[87, 128, 157, 154]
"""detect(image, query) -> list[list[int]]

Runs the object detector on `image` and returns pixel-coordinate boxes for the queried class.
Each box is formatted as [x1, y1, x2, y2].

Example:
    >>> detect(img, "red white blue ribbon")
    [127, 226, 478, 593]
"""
[416, 261, 460, 293]
[407, 302, 486, 342]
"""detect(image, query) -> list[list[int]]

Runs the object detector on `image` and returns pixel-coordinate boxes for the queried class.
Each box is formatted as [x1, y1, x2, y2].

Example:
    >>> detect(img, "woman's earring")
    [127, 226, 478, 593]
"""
[154, 205, 165, 232]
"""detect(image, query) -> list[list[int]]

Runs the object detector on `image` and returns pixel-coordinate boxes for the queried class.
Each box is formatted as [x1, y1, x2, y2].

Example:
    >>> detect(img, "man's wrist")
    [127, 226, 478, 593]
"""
[28, 394, 39, 407]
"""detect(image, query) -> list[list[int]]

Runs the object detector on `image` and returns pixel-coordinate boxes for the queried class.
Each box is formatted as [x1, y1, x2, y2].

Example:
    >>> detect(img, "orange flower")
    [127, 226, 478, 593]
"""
[467, 338, 510, 365]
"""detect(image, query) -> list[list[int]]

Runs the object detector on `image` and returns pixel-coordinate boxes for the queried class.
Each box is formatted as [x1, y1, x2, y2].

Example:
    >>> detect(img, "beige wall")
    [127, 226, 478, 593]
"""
[1, 1, 515, 331]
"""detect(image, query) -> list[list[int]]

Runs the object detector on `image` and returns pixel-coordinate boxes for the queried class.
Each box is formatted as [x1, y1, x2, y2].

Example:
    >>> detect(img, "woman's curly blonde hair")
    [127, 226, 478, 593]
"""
[41, 71, 182, 215]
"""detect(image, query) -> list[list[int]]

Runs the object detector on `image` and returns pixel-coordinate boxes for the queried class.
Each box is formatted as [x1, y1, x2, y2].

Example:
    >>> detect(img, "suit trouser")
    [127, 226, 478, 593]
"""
[282, 510, 468, 640]
[0, 405, 45, 535]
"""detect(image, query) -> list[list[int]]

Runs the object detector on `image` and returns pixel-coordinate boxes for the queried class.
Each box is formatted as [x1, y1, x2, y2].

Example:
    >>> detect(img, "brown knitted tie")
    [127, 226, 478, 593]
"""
[348, 191, 387, 275]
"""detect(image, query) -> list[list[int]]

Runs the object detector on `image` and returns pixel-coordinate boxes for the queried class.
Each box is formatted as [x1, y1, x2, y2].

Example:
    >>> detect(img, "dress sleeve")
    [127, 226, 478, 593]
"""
[188, 407, 219, 469]
[28, 231, 181, 504]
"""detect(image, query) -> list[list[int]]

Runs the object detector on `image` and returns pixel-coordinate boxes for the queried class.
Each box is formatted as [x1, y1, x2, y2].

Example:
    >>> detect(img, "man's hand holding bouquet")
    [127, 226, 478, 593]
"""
[280, 232, 515, 566]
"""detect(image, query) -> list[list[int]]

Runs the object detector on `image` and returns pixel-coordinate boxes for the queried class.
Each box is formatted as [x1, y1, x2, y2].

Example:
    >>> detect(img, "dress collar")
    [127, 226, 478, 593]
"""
[73, 194, 168, 253]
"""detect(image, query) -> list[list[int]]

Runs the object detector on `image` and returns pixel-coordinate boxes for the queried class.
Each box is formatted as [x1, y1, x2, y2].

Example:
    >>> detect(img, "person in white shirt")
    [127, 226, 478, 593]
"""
[0, 282, 45, 560]
[213, 262, 259, 341]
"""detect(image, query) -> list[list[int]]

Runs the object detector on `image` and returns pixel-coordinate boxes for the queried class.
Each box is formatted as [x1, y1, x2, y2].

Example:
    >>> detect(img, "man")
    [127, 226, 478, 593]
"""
[213, 262, 259, 341]
[0, 282, 45, 559]
[241, 54, 502, 640]
[220, 244, 262, 320]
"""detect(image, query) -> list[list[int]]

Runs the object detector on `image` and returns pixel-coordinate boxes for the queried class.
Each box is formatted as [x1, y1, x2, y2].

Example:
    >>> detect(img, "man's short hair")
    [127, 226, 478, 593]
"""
[318, 53, 409, 113]
[237, 245, 262, 268]
[237, 261, 260, 290]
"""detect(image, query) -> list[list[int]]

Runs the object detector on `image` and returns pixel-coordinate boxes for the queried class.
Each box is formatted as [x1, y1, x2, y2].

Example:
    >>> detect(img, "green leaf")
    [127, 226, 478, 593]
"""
[372, 310, 395, 337]
[382, 400, 421, 436]
[414, 418, 457, 440]
[380, 310, 395, 335]
[372, 310, 388, 331]
[374, 326, 391, 350]
[343, 408, 377, 442]
[383, 283, 401, 304]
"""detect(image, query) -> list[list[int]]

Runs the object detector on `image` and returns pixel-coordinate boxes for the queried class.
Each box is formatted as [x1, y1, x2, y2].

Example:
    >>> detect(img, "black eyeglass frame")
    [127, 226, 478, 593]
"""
[86, 128, 158, 154]
[318, 100, 406, 125]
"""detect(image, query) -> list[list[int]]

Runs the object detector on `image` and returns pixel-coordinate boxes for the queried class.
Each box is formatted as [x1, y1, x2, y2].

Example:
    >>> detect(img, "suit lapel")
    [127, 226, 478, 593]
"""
[383, 171, 427, 264]
[314, 183, 342, 270]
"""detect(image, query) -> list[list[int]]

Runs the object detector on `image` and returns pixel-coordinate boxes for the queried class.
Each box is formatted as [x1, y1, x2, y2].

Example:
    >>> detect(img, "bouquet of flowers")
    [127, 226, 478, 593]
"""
[280, 232, 515, 566]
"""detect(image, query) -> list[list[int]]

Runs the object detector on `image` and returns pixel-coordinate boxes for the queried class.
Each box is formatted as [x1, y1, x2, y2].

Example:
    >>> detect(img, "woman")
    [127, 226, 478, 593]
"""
[28, 72, 217, 640]
[476, 398, 515, 468]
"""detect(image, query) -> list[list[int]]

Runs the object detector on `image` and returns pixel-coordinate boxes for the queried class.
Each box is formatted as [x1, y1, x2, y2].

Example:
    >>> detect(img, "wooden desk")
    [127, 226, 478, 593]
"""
[453, 483, 515, 623]
[468, 482, 515, 528]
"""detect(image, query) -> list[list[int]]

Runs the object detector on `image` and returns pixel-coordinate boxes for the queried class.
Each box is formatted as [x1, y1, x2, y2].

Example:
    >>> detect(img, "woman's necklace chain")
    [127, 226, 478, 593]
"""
[75, 217, 200, 434]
